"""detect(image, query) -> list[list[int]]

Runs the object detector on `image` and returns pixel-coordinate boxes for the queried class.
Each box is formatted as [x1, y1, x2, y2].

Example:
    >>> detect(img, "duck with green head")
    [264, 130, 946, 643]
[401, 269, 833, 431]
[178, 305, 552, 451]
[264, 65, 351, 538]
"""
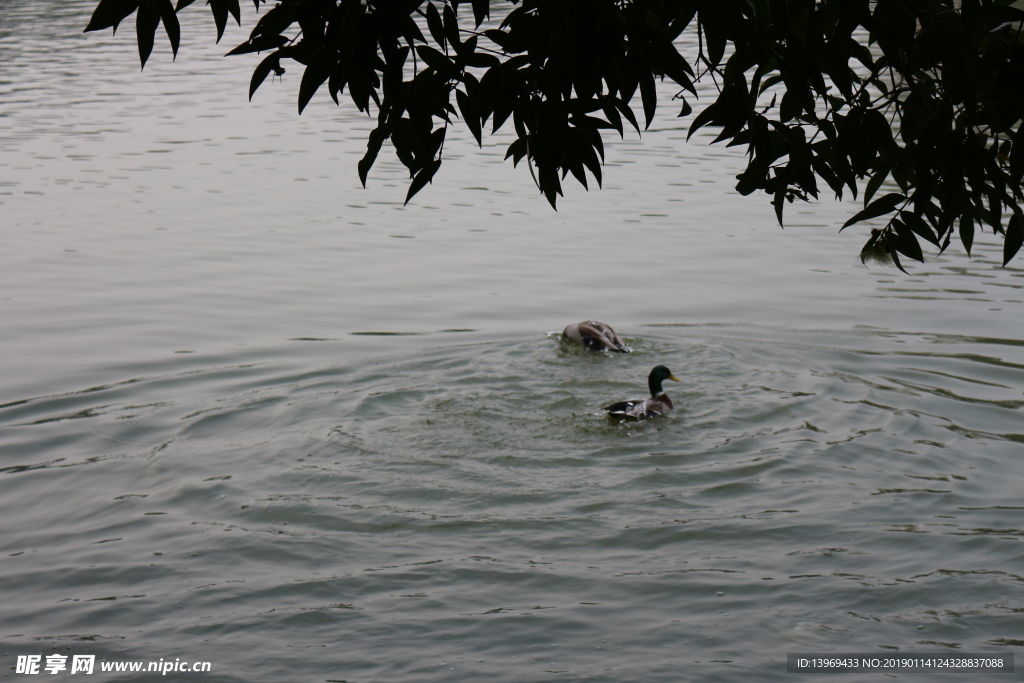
[603, 365, 680, 420]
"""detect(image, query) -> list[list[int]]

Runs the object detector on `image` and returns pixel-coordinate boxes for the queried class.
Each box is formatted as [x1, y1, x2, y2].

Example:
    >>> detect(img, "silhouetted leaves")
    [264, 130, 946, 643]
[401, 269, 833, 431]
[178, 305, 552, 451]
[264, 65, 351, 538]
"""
[158, 0, 180, 58]
[902, 211, 940, 248]
[133, 0, 180, 68]
[842, 194, 907, 231]
[85, 0, 1024, 268]
[225, 34, 287, 56]
[249, 51, 282, 100]
[298, 57, 331, 114]
[960, 215, 975, 258]
[208, 0, 241, 43]
[135, 1, 160, 68]
[406, 158, 442, 204]
[1005, 213, 1024, 266]
[85, 0, 139, 34]
[891, 218, 924, 263]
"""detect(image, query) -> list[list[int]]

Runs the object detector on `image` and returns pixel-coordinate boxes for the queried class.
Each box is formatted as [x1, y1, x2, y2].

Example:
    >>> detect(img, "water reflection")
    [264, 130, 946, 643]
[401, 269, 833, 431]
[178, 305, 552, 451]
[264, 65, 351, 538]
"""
[2, 326, 1021, 682]
[2, 1, 1023, 681]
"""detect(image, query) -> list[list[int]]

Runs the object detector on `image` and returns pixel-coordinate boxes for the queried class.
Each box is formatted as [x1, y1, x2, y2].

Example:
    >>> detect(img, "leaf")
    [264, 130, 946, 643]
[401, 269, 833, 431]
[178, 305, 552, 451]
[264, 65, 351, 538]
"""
[810, 154, 844, 197]
[890, 219, 924, 262]
[249, 51, 281, 100]
[603, 100, 623, 136]
[959, 214, 974, 257]
[470, 0, 489, 28]
[779, 89, 800, 123]
[1012, 122, 1024, 184]
[415, 45, 454, 77]
[769, 0, 788, 33]
[455, 34, 477, 62]
[687, 101, 718, 140]
[901, 211, 939, 246]
[328, 62, 347, 105]
[298, 57, 331, 114]
[226, 0, 241, 26]
[158, 0, 179, 59]
[249, 3, 295, 40]
[701, 6, 726, 66]
[638, 69, 657, 130]
[939, 225, 953, 254]
[759, 73, 785, 95]
[990, 4, 1024, 22]
[772, 181, 786, 226]
[405, 159, 442, 204]
[208, 0, 240, 42]
[359, 126, 389, 187]
[442, 2, 460, 48]
[456, 89, 482, 146]
[886, 239, 910, 274]
[677, 97, 692, 118]
[465, 51, 500, 68]
[422, 127, 446, 162]
[658, 47, 695, 92]
[615, 98, 640, 133]
[491, 88, 516, 133]
[84, 0, 139, 33]
[1004, 213, 1023, 267]
[425, 2, 445, 46]
[565, 151, 588, 190]
[840, 192, 905, 231]
[226, 34, 288, 56]
[390, 118, 417, 168]
[577, 137, 603, 188]
[540, 167, 562, 209]
[735, 167, 764, 196]
[504, 137, 526, 163]
[136, 0, 160, 69]
[863, 165, 890, 206]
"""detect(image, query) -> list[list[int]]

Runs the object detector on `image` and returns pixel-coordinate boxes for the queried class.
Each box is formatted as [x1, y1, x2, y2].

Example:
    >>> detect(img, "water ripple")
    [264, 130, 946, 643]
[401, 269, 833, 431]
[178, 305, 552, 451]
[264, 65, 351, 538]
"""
[1, 325, 1021, 680]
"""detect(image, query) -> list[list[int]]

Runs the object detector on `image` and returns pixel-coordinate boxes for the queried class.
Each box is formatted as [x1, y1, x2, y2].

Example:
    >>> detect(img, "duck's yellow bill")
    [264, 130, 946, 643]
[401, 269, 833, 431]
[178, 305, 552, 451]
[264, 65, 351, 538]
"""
[668, 373, 680, 382]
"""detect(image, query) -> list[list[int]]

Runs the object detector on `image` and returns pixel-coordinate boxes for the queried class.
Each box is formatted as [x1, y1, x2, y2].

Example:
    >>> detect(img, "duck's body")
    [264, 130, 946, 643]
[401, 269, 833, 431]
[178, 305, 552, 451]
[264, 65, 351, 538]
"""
[604, 365, 680, 420]
[563, 321, 630, 353]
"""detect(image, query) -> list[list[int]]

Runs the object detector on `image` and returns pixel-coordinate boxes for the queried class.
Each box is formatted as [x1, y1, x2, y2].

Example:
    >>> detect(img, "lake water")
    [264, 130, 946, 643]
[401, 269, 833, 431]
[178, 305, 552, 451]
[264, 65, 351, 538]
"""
[2, 2, 1023, 681]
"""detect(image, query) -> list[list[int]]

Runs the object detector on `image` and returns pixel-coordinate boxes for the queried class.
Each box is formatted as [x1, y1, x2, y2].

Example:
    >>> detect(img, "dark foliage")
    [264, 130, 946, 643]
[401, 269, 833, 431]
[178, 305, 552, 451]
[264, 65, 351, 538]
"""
[85, 0, 1024, 268]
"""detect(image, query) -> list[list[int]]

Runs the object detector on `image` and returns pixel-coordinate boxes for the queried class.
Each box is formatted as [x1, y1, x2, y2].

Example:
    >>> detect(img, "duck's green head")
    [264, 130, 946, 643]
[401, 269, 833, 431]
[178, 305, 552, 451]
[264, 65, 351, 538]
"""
[648, 365, 680, 395]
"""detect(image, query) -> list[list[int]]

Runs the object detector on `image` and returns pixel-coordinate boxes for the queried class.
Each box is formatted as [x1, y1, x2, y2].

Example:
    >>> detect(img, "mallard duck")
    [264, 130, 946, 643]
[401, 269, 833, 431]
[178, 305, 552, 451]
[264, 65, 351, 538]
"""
[562, 321, 630, 353]
[604, 365, 680, 419]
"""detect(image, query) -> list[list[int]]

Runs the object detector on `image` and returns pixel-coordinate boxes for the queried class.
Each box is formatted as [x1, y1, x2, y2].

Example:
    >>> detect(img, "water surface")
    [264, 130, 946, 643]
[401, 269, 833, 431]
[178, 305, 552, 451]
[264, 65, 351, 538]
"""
[2, 2, 1022, 681]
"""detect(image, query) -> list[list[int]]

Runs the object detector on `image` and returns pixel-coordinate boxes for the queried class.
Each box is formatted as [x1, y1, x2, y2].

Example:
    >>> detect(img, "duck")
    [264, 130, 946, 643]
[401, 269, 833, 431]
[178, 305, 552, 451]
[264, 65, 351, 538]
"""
[603, 365, 680, 420]
[562, 321, 630, 353]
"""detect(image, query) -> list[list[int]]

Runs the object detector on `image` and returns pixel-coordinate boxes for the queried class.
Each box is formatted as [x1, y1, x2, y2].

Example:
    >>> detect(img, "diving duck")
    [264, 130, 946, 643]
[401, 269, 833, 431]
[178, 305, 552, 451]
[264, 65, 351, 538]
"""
[604, 365, 680, 419]
[563, 321, 630, 353]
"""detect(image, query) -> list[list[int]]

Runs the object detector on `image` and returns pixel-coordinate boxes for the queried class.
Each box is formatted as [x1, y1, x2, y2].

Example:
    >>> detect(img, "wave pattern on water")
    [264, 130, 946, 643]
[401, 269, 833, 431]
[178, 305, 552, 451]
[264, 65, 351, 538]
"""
[2, 2, 1023, 681]
[1, 326, 1021, 682]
